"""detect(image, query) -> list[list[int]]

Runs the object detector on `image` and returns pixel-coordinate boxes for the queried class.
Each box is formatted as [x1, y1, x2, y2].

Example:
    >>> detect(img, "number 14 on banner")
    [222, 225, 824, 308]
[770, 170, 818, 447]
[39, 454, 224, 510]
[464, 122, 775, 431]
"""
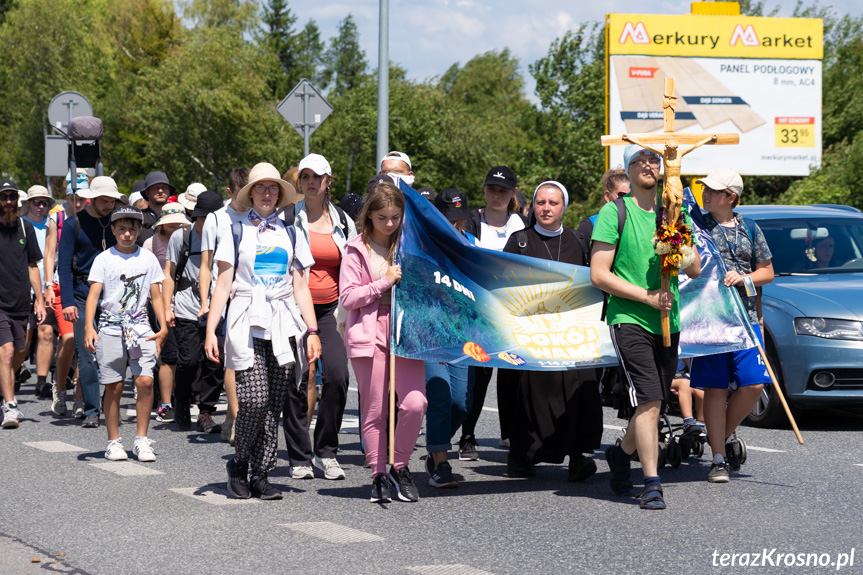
[432, 271, 476, 301]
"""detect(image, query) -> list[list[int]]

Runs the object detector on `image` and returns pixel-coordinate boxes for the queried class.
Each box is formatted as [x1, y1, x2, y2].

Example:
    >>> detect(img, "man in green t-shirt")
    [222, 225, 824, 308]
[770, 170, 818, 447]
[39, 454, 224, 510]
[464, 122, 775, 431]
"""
[590, 145, 702, 510]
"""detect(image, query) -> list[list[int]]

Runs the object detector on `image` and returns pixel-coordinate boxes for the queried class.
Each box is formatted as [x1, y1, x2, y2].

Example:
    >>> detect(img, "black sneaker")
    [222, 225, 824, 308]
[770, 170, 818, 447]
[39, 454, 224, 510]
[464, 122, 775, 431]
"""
[683, 421, 706, 437]
[389, 466, 420, 502]
[35, 381, 52, 399]
[708, 461, 731, 483]
[156, 405, 175, 423]
[175, 404, 191, 431]
[506, 456, 536, 478]
[428, 461, 459, 488]
[370, 473, 392, 503]
[250, 474, 282, 500]
[567, 455, 597, 482]
[197, 412, 222, 434]
[725, 441, 741, 473]
[226, 458, 251, 499]
[458, 435, 479, 461]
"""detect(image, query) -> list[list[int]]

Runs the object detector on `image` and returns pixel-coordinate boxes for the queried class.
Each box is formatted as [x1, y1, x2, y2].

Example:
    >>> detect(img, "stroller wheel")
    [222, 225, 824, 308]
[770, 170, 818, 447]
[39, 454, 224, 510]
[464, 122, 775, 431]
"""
[678, 436, 691, 460]
[692, 439, 704, 458]
[667, 439, 682, 468]
[735, 437, 748, 465]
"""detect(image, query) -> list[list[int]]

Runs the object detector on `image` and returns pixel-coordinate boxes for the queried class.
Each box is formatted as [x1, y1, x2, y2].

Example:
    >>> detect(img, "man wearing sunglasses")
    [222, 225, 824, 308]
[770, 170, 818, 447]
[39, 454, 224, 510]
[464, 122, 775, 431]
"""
[0, 179, 46, 429]
[20, 186, 59, 402]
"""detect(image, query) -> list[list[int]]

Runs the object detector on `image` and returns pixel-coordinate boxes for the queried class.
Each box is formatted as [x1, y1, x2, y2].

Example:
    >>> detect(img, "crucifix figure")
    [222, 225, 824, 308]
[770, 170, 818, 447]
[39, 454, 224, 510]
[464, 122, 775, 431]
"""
[601, 77, 739, 345]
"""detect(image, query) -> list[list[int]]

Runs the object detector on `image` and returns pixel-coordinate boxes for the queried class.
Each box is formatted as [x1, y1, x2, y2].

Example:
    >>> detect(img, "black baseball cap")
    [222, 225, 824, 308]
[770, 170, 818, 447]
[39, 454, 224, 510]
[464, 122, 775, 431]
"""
[417, 187, 436, 202]
[110, 206, 144, 223]
[340, 193, 364, 221]
[483, 166, 517, 190]
[0, 179, 19, 194]
[191, 191, 223, 218]
[366, 173, 395, 195]
[434, 188, 470, 222]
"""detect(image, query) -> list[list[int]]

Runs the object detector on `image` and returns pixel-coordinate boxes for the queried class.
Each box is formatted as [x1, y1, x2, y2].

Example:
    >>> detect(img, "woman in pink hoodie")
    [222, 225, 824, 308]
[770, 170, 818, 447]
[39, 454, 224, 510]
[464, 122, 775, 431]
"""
[340, 181, 426, 503]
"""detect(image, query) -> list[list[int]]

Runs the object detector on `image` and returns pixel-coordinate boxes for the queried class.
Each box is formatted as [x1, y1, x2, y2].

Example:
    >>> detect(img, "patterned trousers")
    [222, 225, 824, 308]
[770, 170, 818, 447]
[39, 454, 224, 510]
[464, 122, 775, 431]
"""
[235, 337, 296, 476]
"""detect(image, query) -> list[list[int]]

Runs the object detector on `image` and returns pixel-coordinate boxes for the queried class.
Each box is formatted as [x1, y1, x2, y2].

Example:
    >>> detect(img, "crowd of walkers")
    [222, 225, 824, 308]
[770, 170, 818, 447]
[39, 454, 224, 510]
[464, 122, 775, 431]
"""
[0, 146, 772, 509]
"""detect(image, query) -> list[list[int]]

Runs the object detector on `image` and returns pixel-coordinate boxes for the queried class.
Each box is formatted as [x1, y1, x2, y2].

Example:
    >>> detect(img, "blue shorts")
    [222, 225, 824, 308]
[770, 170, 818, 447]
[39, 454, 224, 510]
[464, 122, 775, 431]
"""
[690, 323, 772, 390]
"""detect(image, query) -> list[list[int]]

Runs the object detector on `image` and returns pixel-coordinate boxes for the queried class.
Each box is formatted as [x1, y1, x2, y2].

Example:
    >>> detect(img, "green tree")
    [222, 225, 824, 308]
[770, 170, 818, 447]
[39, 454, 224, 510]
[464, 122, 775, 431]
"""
[182, 0, 257, 33]
[321, 14, 368, 97]
[258, 0, 324, 98]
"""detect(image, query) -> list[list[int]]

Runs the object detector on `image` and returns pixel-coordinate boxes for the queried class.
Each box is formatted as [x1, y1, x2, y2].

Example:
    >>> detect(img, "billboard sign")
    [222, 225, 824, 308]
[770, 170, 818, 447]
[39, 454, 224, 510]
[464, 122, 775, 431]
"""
[606, 13, 823, 176]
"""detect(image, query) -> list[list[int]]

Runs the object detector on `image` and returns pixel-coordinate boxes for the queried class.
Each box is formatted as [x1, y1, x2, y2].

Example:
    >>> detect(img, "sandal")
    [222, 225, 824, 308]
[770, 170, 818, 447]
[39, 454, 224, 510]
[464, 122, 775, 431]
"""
[605, 446, 633, 496]
[638, 486, 666, 510]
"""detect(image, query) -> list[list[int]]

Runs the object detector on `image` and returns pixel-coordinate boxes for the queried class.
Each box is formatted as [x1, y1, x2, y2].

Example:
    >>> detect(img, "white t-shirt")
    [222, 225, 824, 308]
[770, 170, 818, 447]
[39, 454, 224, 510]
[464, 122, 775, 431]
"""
[477, 212, 526, 251]
[88, 247, 164, 336]
[213, 216, 314, 339]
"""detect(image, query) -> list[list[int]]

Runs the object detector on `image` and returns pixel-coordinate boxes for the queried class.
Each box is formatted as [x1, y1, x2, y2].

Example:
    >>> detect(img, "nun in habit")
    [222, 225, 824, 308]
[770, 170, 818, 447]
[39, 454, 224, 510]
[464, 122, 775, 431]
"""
[502, 181, 603, 481]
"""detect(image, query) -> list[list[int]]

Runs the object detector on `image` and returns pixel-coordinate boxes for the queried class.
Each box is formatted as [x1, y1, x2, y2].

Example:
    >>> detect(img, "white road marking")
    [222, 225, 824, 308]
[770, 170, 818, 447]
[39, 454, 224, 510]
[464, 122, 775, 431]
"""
[281, 522, 384, 543]
[170, 487, 260, 505]
[603, 424, 625, 431]
[407, 566, 497, 575]
[89, 462, 164, 476]
[746, 446, 785, 453]
[23, 441, 86, 453]
[482, 406, 499, 413]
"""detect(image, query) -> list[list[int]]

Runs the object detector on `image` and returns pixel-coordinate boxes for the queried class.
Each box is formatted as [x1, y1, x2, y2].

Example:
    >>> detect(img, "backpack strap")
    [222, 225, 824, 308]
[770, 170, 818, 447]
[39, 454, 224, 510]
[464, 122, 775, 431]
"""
[601, 197, 627, 321]
[333, 205, 349, 234]
[174, 227, 202, 294]
[742, 217, 758, 266]
[279, 204, 296, 226]
[231, 219, 243, 271]
[514, 229, 528, 255]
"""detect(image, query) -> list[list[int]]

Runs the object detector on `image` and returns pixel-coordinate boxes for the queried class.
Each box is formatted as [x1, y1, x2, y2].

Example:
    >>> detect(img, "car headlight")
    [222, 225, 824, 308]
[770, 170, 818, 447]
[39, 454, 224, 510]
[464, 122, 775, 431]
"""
[794, 318, 863, 341]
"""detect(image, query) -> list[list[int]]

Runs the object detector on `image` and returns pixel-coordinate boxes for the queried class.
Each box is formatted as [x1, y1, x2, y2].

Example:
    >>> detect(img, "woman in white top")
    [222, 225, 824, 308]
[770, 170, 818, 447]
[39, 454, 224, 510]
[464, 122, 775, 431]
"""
[205, 162, 321, 500]
[459, 165, 527, 459]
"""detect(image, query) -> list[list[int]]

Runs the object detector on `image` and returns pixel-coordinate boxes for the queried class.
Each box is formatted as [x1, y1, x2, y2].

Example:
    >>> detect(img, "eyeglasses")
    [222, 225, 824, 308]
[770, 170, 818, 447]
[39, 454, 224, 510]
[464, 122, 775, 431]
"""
[703, 188, 732, 197]
[29, 199, 50, 208]
[0, 193, 17, 203]
[253, 184, 280, 196]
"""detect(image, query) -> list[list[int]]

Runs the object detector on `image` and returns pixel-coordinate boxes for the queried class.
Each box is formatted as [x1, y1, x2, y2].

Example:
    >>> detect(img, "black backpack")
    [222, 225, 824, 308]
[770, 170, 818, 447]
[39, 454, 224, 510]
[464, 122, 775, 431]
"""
[173, 227, 202, 296]
[281, 203, 349, 236]
[599, 197, 628, 321]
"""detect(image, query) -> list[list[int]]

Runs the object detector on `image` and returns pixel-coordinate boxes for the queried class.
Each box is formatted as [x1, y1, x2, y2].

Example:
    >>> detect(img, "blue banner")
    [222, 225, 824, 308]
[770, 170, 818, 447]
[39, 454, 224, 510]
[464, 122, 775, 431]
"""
[392, 179, 757, 369]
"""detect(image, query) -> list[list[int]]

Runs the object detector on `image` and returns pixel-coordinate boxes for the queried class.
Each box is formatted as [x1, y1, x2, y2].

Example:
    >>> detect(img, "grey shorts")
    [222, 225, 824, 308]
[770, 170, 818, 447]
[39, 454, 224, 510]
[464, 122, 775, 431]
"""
[95, 330, 158, 385]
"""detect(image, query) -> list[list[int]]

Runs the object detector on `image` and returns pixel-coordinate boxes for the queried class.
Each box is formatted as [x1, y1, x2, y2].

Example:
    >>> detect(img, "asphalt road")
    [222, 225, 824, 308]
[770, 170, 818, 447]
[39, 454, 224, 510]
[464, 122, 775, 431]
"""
[2, 368, 862, 575]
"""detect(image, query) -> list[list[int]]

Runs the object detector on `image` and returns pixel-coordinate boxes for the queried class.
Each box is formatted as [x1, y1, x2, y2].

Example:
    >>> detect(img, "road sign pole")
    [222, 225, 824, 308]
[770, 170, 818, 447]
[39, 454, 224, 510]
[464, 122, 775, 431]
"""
[377, 0, 389, 167]
[303, 83, 311, 157]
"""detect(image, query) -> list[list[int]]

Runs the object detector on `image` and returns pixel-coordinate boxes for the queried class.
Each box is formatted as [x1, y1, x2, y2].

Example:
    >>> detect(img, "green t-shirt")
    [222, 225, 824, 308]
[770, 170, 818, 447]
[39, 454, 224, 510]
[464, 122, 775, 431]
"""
[591, 195, 696, 335]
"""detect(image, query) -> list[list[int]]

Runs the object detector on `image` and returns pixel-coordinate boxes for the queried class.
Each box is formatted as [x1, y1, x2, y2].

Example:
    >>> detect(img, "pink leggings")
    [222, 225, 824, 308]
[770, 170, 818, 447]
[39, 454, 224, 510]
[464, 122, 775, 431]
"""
[351, 306, 426, 475]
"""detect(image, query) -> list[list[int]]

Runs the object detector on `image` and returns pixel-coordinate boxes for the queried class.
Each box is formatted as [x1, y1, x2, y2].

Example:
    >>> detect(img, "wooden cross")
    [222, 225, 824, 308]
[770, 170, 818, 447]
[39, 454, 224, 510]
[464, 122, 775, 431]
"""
[602, 77, 739, 226]
[601, 77, 739, 345]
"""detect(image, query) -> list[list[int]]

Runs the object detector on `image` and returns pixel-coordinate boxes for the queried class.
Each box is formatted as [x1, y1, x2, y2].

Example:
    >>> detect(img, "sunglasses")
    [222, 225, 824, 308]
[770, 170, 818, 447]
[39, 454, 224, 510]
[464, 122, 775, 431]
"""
[0, 193, 18, 203]
[29, 199, 50, 208]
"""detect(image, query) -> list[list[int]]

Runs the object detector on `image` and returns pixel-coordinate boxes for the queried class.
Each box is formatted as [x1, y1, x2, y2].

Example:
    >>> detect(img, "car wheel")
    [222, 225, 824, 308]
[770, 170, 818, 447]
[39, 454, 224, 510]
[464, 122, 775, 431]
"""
[745, 337, 788, 428]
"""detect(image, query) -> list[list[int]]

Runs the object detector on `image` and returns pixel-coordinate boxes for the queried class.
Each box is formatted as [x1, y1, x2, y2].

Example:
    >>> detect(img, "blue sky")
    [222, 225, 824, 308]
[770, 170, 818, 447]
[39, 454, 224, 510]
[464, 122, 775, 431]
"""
[290, 0, 863, 101]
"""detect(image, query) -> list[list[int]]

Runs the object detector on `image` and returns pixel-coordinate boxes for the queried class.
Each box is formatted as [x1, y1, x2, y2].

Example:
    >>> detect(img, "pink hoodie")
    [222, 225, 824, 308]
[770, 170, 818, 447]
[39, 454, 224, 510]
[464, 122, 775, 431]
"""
[339, 234, 395, 358]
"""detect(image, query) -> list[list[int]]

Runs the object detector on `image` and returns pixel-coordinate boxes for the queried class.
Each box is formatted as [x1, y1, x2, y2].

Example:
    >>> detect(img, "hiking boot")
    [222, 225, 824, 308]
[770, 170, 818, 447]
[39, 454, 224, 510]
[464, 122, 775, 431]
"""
[370, 473, 392, 503]
[568, 455, 597, 482]
[313, 456, 346, 480]
[196, 411, 221, 434]
[105, 439, 128, 461]
[708, 461, 731, 483]
[220, 416, 234, 443]
[156, 405, 175, 423]
[133, 437, 156, 462]
[2, 402, 22, 429]
[82, 415, 99, 428]
[458, 434, 479, 461]
[250, 475, 282, 500]
[291, 465, 314, 480]
[72, 402, 85, 419]
[506, 457, 536, 478]
[388, 466, 419, 502]
[51, 387, 67, 416]
[226, 458, 251, 499]
[428, 460, 459, 489]
[725, 441, 741, 473]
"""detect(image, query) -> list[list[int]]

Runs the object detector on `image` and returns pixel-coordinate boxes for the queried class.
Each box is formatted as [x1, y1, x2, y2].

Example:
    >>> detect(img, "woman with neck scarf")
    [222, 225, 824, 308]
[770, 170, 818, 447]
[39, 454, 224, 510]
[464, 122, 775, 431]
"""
[204, 162, 321, 500]
[501, 181, 603, 481]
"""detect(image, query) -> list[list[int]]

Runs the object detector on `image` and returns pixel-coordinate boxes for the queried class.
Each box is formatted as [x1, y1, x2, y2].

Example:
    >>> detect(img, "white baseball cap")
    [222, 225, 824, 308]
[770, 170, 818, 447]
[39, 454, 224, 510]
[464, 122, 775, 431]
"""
[298, 154, 332, 177]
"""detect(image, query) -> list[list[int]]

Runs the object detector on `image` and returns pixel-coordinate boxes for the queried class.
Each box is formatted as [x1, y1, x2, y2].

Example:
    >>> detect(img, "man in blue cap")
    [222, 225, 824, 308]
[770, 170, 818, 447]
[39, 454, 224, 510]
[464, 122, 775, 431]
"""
[590, 144, 701, 510]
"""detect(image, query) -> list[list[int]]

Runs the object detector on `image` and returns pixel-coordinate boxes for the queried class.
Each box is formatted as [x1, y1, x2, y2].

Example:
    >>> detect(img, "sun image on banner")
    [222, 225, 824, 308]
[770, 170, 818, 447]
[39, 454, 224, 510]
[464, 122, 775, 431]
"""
[390, 180, 758, 370]
[606, 12, 823, 176]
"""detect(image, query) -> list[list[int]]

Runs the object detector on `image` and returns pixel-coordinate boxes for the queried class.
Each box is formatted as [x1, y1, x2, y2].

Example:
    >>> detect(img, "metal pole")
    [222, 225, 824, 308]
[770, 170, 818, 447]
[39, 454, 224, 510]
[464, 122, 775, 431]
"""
[303, 83, 310, 157]
[376, 0, 389, 168]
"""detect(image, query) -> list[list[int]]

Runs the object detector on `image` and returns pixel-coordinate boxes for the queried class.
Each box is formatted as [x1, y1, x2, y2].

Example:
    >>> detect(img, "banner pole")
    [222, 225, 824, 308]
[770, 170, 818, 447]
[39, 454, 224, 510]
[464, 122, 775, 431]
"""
[756, 342, 804, 444]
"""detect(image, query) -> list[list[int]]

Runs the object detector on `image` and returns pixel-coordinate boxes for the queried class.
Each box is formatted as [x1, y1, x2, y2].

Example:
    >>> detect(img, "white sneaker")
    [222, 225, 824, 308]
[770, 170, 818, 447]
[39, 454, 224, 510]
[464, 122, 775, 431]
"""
[133, 437, 156, 462]
[313, 456, 346, 480]
[2, 402, 22, 429]
[51, 387, 68, 416]
[72, 401, 85, 419]
[291, 465, 314, 479]
[105, 439, 128, 461]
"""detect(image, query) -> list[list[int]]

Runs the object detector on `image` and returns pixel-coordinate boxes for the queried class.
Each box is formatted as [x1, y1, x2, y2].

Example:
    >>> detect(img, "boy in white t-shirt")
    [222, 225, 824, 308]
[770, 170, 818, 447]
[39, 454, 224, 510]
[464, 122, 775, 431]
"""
[84, 207, 168, 462]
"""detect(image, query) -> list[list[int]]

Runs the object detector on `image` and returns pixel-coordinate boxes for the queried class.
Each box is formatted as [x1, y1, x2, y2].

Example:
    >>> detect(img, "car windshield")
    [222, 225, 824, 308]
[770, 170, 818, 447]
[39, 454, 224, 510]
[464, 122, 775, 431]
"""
[758, 217, 863, 274]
